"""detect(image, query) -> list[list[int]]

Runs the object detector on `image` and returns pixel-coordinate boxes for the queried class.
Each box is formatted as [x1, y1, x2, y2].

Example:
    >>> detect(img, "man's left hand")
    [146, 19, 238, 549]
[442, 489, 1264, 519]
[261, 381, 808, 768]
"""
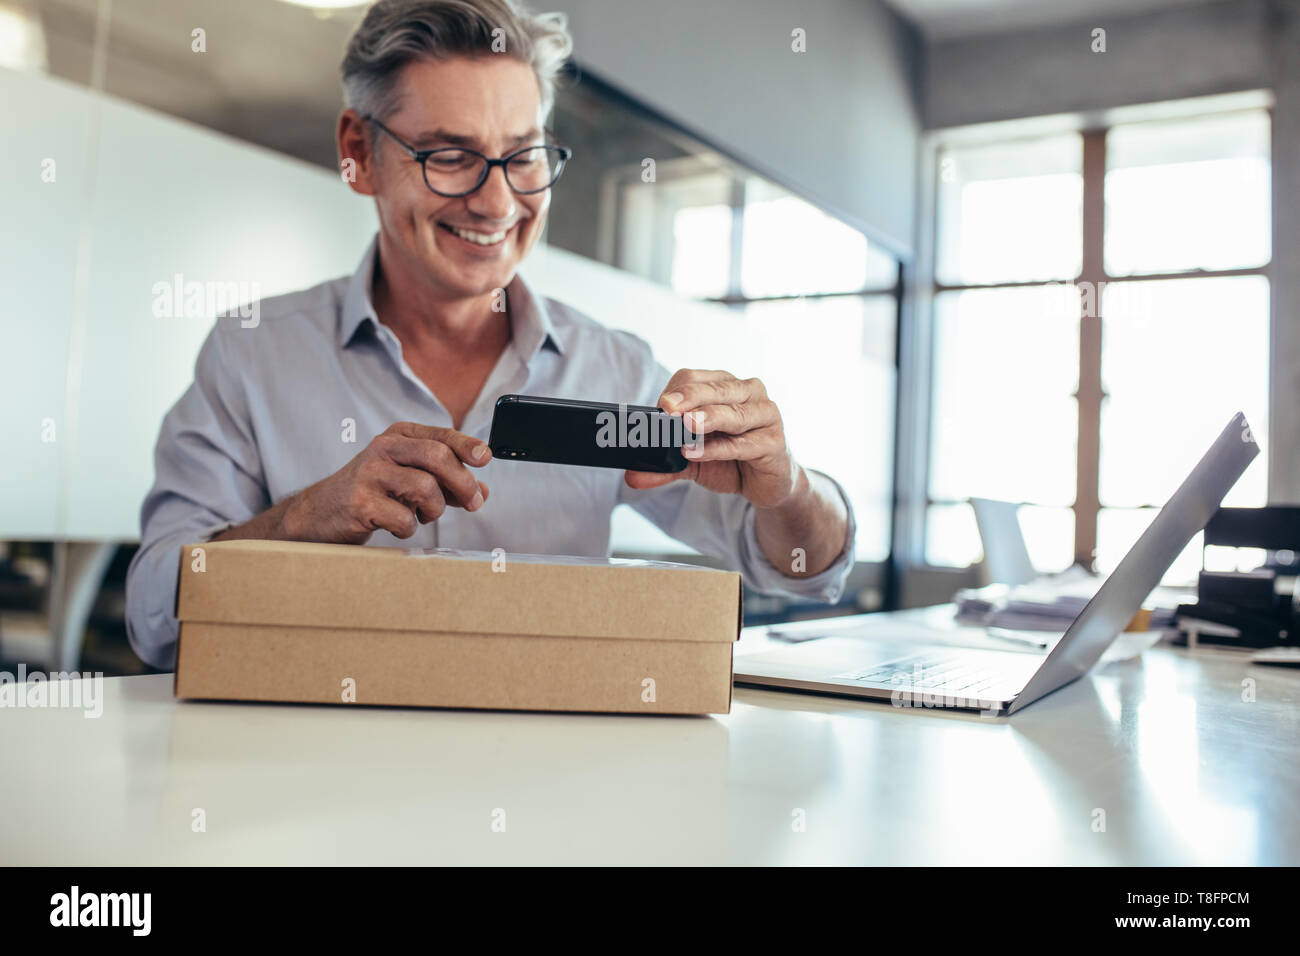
[623, 368, 801, 508]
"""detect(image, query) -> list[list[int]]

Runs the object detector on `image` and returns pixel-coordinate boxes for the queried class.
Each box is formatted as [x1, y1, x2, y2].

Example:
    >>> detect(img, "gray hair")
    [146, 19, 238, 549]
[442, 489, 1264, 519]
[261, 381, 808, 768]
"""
[341, 0, 574, 123]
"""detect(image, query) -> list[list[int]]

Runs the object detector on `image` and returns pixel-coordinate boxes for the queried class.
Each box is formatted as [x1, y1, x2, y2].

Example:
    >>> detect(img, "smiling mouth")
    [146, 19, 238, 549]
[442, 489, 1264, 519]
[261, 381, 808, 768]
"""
[438, 222, 515, 247]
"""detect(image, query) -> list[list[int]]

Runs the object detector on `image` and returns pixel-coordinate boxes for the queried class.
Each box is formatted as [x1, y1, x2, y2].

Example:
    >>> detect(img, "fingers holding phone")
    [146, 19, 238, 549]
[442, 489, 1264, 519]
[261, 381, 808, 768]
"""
[282, 421, 492, 544]
[627, 369, 797, 508]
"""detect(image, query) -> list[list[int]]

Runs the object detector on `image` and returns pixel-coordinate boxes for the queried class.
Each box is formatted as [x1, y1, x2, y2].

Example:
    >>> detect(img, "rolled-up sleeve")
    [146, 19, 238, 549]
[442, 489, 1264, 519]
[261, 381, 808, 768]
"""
[125, 321, 268, 669]
[736, 470, 857, 601]
[617, 353, 857, 604]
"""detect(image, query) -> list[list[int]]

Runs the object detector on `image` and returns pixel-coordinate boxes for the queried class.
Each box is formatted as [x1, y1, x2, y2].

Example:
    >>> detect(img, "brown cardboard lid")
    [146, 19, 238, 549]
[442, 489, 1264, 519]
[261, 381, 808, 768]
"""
[177, 540, 741, 643]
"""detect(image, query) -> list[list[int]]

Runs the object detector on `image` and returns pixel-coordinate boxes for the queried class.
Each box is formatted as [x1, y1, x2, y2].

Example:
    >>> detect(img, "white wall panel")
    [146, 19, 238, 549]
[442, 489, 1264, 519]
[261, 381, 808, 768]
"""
[2, 67, 378, 539]
[0, 68, 88, 537]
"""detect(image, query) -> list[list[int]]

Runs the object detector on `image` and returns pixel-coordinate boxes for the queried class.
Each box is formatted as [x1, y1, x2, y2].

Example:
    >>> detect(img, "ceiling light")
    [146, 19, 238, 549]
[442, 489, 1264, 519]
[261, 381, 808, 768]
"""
[276, 0, 370, 9]
[0, 1, 47, 72]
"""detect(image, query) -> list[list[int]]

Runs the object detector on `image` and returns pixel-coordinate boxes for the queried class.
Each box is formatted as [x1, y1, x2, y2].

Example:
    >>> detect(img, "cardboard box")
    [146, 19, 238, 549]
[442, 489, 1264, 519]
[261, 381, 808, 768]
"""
[175, 540, 740, 715]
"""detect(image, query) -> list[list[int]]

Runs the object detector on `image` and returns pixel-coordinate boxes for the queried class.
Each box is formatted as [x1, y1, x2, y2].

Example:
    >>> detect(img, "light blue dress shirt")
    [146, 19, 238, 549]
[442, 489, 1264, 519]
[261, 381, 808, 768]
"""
[125, 237, 856, 669]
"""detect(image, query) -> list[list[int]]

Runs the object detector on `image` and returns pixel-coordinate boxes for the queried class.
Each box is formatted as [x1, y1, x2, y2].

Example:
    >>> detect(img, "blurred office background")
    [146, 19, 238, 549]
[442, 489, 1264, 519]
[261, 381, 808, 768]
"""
[1, 0, 1295, 674]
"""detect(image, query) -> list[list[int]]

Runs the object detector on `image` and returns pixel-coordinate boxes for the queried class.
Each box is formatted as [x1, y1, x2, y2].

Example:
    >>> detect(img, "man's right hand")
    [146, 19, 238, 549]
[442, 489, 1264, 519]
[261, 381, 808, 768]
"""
[216, 422, 492, 545]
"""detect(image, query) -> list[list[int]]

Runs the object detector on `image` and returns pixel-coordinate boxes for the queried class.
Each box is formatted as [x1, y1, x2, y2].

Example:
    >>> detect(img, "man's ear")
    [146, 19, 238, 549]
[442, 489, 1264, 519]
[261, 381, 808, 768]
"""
[337, 109, 378, 197]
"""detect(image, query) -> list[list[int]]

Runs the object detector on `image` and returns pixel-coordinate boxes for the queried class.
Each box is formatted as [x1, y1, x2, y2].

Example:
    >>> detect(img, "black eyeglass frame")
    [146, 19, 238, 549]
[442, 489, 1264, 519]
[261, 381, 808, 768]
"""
[362, 115, 573, 197]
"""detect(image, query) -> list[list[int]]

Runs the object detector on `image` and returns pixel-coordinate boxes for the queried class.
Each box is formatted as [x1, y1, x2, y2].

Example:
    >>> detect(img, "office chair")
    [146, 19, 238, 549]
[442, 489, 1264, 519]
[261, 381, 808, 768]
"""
[970, 497, 1037, 587]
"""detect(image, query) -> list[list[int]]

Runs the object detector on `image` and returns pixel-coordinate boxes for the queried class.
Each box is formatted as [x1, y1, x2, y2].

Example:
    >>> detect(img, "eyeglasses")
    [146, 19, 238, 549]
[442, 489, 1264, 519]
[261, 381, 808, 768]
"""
[363, 115, 572, 198]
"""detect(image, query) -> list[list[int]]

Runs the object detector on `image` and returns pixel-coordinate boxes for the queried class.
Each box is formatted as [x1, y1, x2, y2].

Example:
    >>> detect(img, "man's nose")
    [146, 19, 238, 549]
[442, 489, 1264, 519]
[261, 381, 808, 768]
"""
[466, 164, 517, 221]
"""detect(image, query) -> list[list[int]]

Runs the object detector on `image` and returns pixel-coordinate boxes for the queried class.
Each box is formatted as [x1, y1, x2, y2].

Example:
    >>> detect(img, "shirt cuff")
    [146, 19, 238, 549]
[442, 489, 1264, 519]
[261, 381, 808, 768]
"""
[738, 469, 857, 604]
[195, 520, 237, 543]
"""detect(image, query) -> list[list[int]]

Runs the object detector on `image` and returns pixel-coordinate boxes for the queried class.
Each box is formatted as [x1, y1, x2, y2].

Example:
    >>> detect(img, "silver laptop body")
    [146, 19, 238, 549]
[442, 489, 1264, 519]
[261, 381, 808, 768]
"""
[735, 412, 1260, 715]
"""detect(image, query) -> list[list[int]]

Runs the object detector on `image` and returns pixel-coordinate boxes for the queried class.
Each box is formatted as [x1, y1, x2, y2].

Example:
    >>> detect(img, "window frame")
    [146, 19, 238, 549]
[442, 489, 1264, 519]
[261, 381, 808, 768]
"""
[552, 65, 907, 598]
[920, 100, 1274, 570]
[652, 174, 906, 568]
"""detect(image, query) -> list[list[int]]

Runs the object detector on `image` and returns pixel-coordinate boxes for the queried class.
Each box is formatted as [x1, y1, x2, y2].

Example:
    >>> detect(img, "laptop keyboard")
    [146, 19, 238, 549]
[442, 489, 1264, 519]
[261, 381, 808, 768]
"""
[839, 654, 1005, 696]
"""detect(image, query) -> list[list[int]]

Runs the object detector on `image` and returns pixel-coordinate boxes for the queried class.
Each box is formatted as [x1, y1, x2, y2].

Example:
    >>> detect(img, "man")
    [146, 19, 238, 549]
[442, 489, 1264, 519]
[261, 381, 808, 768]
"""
[125, 0, 855, 670]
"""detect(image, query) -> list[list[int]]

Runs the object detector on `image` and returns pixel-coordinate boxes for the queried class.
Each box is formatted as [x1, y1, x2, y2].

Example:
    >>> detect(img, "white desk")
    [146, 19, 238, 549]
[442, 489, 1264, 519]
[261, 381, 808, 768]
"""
[1, 608, 1297, 865]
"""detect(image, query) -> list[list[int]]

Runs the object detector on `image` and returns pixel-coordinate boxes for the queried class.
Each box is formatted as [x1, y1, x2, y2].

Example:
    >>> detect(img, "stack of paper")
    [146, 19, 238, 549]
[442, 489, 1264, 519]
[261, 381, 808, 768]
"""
[955, 565, 1184, 632]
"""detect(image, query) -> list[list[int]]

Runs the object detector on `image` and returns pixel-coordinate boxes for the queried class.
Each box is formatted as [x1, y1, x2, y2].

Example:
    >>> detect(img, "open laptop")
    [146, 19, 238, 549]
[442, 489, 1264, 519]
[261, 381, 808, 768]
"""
[736, 412, 1260, 715]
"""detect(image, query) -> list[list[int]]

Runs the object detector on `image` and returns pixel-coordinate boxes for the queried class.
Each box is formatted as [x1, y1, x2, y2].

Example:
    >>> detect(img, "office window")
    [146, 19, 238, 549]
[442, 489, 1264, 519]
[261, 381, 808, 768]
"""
[929, 286, 1079, 506]
[926, 106, 1271, 580]
[1105, 111, 1271, 276]
[743, 294, 897, 561]
[929, 285, 1079, 572]
[729, 177, 900, 561]
[551, 75, 901, 564]
[1098, 276, 1270, 511]
[936, 134, 1083, 286]
[740, 179, 895, 297]
[670, 202, 733, 299]
[603, 163, 736, 299]
[716, 186, 899, 562]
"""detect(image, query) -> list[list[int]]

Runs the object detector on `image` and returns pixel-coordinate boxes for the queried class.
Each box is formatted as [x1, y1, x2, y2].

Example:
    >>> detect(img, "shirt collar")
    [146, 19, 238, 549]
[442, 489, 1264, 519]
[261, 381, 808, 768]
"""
[338, 236, 380, 348]
[338, 234, 564, 359]
[504, 270, 565, 360]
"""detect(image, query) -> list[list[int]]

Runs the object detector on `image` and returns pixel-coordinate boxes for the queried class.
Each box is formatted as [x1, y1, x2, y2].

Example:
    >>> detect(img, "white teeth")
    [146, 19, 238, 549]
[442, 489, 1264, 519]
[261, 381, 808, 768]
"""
[449, 225, 509, 245]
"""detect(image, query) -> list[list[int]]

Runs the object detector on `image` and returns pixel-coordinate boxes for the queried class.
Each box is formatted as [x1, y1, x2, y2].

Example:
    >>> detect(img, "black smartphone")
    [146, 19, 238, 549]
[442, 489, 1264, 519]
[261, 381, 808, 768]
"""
[488, 394, 696, 473]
